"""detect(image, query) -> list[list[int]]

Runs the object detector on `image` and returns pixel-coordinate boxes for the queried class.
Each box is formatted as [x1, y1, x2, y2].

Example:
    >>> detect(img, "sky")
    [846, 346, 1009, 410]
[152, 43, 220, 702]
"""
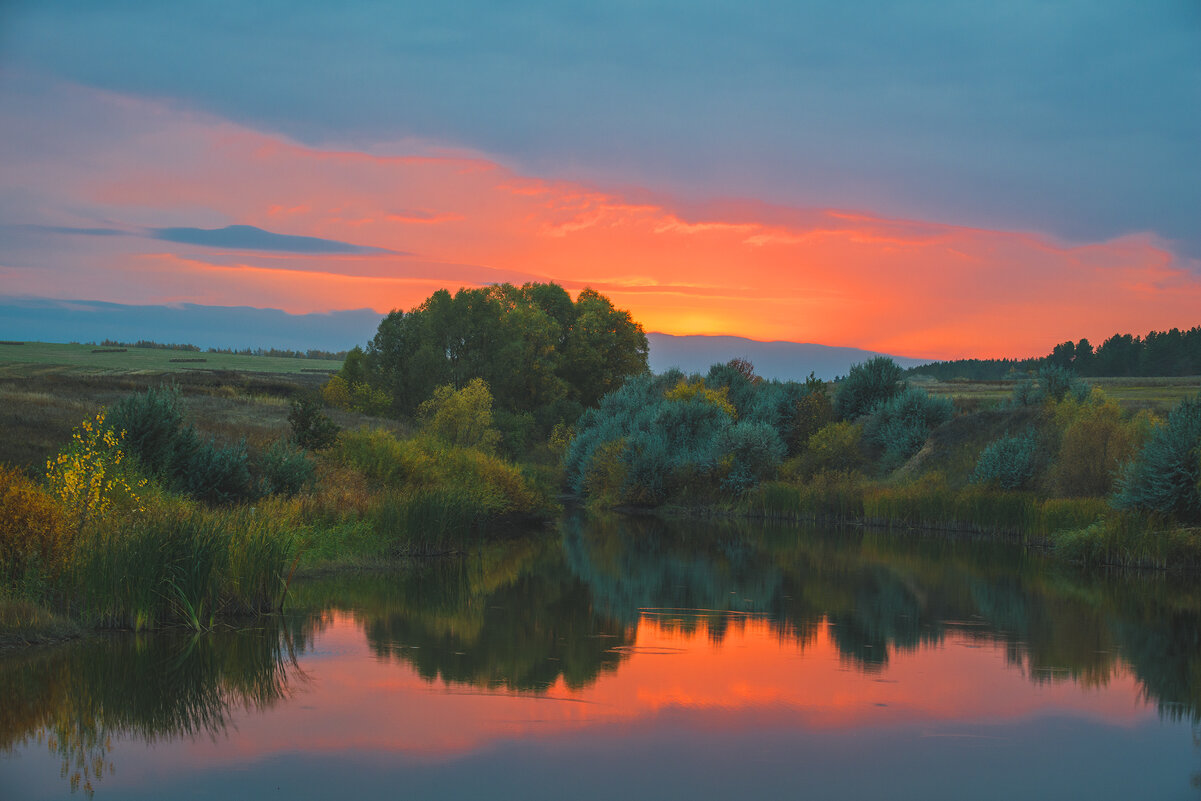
[0, 1, 1198, 359]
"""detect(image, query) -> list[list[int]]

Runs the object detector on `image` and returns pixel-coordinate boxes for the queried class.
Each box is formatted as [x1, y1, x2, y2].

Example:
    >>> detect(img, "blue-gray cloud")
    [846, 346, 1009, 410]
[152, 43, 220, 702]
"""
[2, 1, 1198, 253]
[149, 225, 398, 255]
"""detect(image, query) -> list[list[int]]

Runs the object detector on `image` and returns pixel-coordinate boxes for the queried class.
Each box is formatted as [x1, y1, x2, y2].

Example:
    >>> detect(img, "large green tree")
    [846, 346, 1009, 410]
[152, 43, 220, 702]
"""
[362, 283, 648, 428]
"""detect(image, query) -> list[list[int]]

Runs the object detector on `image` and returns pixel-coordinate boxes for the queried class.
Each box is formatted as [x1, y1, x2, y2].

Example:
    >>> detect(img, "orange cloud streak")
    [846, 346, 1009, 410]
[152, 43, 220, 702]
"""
[13, 84, 1201, 359]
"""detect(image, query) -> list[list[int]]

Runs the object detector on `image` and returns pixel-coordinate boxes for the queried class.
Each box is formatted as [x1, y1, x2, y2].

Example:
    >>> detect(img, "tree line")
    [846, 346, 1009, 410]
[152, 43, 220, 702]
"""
[910, 326, 1201, 380]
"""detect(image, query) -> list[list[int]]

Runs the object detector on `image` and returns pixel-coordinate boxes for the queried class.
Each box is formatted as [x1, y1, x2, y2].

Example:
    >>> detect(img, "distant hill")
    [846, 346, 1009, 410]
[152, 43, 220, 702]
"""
[647, 333, 925, 381]
[0, 297, 381, 353]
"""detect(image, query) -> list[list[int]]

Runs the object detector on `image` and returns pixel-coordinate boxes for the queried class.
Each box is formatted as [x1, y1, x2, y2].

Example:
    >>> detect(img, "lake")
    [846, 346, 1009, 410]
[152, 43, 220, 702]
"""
[2, 512, 1199, 800]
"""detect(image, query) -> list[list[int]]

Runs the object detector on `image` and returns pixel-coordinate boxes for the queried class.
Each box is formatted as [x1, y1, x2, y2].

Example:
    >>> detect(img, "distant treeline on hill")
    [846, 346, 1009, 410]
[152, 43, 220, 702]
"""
[911, 327, 1201, 380]
[97, 339, 348, 361]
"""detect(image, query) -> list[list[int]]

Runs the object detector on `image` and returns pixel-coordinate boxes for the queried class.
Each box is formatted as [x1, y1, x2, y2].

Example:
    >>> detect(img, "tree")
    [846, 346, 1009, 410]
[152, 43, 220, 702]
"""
[834, 357, 903, 421]
[363, 283, 648, 431]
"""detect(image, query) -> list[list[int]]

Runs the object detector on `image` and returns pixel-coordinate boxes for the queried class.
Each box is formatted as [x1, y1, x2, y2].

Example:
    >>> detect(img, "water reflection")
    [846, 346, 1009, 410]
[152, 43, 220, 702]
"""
[2, 512, 1201, 798]
[0, 625, 302, 796]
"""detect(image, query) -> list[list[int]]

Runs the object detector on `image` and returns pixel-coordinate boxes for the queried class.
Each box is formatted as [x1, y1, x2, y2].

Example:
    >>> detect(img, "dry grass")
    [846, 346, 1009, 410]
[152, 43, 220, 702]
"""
[915, 375, 1201, 415]
[0, 365, 367, 472]
[0, 341, 342, 374]
[0, 598, 82, 647]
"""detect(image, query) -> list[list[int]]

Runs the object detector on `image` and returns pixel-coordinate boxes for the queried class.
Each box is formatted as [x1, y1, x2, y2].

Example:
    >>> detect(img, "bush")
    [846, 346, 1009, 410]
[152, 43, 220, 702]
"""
[0, 466, 68, 591]
[46, 410, 146, 530]
[664, 378, 736, 419]
[337, 428, 545, 519]
[106, 386, 189, 478]
[1112, 395, 1201, 521]
[321, 375, 353, 409]
[177, 436, 257, 505]
[1010, 366, 1089, 407]
[715, 421, 786, 494]
[834, 356, 902, 420]
[256, 440, 315, 497]
[1047, 390, 1151, 497]
[864, 386, 954, 471]
[784, 374, 832, 455]
[971, 428, 1039, 490]
[780, 421, 866, 481]
[289, 395, 340, 451]
[419, 378, 502, 451]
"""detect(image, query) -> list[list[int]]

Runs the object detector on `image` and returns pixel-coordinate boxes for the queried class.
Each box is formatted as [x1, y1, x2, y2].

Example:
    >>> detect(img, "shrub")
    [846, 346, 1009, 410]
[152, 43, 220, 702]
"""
[289, 395, 340, 451]
[1047, 390, 1150, 497]
[781, 421, 866, 481]
[0, 466, 68, 590]
[1010, 366, 1089, 407]
[337, 428, 544, 519]
[971, 428, 1039, 490]
[256, 440, 315, 497]
[321, 375, 353, 409]
[714, 421, 786, 494]
[45, 410, 146, 531]
[1112, 395, 1201, 521]
[834, 356, 902, 420]
[582, 439, 627, 506]
[664, 378, 736, 419]
[418, 378, 502, 451]
[864, 386, 954, 471]
[177, 436, 258, 505]
[785, 374, 833, 455]
[106, 386, 188, 478]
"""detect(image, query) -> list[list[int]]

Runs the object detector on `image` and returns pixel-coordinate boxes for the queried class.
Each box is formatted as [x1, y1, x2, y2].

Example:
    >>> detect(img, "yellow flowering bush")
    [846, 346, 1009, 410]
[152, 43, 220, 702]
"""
[45, 411, 146, 531]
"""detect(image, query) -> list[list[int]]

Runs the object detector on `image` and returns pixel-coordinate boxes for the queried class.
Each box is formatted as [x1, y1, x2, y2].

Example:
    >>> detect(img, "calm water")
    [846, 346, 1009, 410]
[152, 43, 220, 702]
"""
[2, 513, 1200, 800]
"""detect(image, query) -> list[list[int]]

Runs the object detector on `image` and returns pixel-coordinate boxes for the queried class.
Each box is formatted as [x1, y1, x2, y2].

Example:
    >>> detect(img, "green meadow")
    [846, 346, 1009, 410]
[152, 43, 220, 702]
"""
[0, 341, 342, 375]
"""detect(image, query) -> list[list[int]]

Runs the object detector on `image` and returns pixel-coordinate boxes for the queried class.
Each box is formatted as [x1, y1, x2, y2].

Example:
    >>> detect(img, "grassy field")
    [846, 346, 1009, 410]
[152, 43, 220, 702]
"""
[0, 359, 397, 474]
[0, 341, 342, 375]
[914, 375, 1201, 414]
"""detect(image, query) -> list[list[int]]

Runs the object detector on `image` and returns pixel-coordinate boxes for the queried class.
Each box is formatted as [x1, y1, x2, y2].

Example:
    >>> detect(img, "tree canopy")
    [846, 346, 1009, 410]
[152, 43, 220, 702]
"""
[360, 283, 648, 428]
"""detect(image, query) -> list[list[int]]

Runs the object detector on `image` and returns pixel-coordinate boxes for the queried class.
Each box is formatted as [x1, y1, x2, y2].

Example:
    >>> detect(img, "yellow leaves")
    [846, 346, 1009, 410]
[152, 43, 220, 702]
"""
[45, 410, 144, 531]
[664, 378, 737, 419]
[0, 465, 69, 580]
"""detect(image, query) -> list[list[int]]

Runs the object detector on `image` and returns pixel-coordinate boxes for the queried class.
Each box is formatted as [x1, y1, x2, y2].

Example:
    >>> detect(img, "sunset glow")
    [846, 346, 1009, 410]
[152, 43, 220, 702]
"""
[3, 79, 1199, 359]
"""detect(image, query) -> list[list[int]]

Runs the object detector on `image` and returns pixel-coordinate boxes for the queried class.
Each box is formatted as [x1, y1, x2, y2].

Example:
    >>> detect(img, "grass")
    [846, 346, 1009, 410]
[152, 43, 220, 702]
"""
[914, 374, 1201, 415]
[0, 597, 82, 647]
[0, 341, 342, 375]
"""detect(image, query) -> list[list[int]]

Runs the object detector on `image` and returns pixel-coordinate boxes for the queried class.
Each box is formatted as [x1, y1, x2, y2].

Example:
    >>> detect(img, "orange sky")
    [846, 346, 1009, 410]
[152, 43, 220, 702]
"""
[5, 83, 1200, 359]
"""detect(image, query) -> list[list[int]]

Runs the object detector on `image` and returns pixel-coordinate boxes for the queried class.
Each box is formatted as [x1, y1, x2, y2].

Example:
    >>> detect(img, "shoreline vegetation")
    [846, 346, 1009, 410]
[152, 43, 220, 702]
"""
[2, 283, 1200, 646]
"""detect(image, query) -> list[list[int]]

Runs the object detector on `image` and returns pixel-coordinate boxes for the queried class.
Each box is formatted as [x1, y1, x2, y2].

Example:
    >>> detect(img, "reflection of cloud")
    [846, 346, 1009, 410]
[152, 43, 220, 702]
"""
[149, 224, 400, 255]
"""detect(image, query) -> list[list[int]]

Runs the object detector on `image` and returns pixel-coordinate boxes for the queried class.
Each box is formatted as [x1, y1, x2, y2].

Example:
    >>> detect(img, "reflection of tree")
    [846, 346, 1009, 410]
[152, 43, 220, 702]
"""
[293, 535, 635, 692]
[825, 565, 940, 671]
[562, 512, 799, 644]
[0, 624, 299, 797]
[562, 511, 1201, 721]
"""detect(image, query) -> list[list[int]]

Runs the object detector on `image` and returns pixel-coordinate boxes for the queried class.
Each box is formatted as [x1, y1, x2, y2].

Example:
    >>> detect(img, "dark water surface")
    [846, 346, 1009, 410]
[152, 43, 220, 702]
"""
[3, 513, 1200, 800]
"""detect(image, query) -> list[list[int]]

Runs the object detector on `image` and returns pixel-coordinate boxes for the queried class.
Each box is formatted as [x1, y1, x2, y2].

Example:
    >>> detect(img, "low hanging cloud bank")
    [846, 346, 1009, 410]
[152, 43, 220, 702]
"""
[1, 80, 1198, 361]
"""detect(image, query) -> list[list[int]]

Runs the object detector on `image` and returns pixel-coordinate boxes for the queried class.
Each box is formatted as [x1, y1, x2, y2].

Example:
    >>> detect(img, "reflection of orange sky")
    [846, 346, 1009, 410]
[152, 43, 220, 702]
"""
[9, 85, 1201, 359]
[180, 611, 1150, 764]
